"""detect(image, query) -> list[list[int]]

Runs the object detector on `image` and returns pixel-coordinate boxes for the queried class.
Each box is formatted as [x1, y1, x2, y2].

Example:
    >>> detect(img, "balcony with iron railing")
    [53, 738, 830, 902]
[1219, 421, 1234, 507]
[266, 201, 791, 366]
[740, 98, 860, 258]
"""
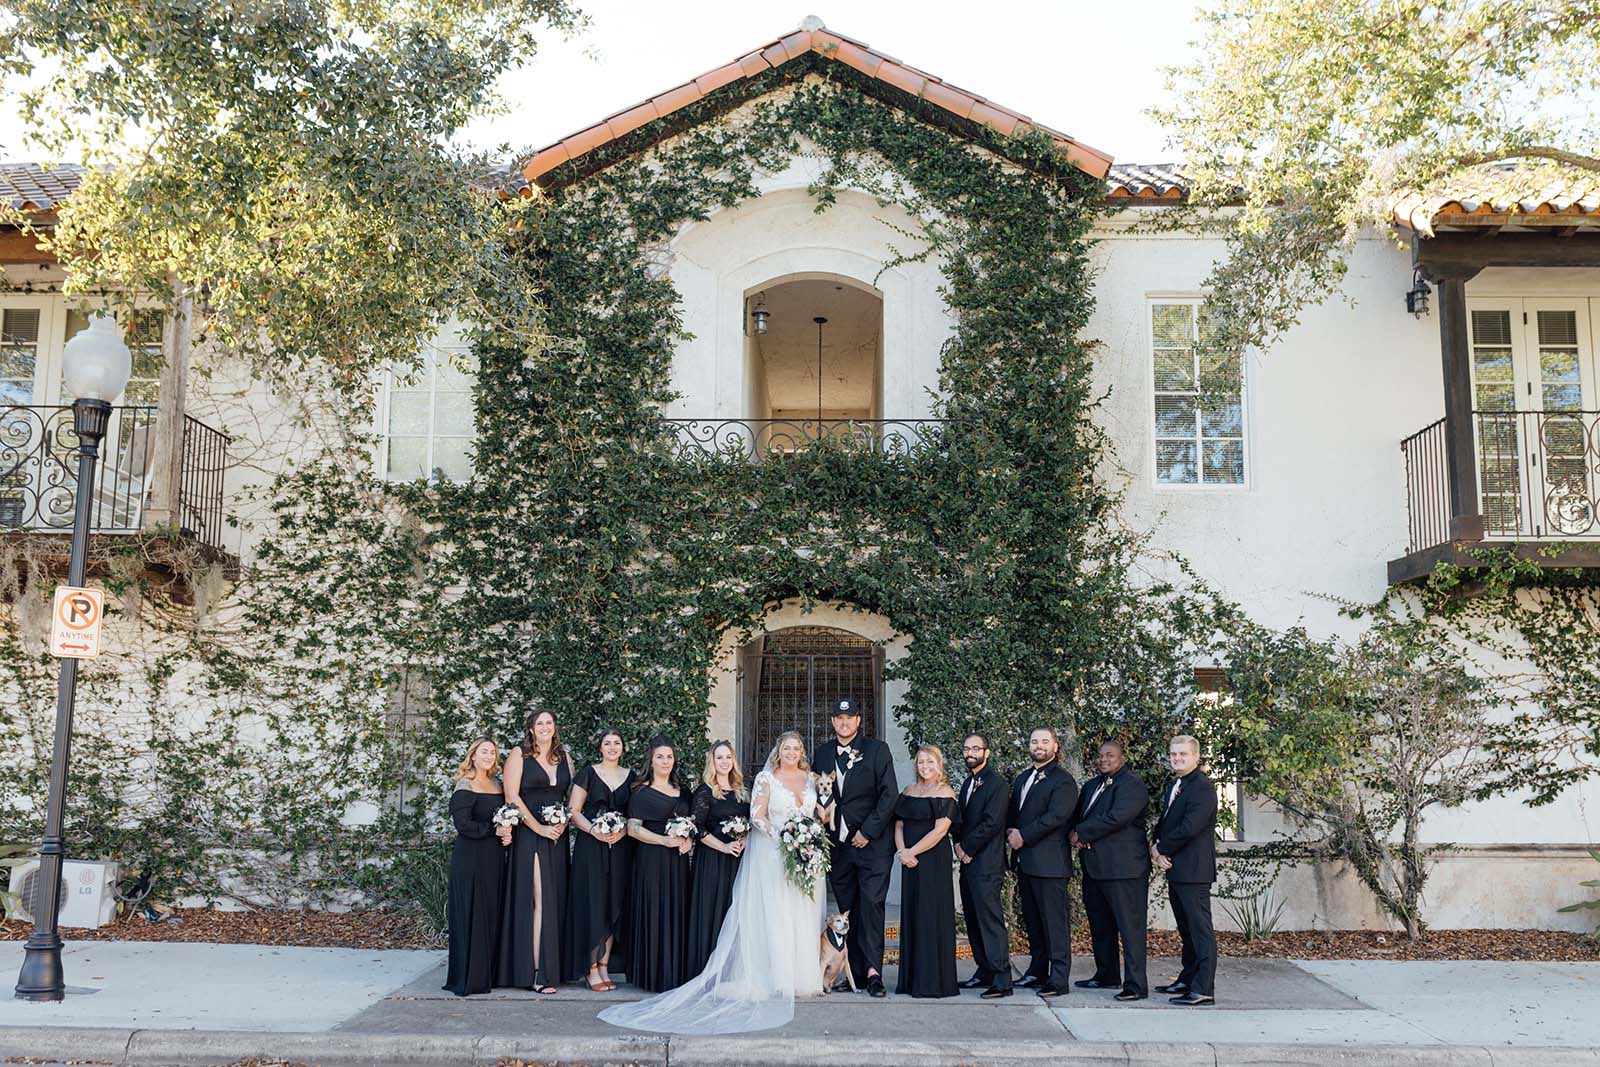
[0, 404, 232, 558]
[659, 417, 953, 461]
[1393, 409, 1600, 582]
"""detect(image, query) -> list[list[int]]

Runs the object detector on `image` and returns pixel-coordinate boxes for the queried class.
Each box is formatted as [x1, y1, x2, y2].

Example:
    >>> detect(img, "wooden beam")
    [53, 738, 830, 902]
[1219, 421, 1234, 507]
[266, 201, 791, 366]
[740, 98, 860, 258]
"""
[1416, 231, 1600, 279]
[1436, 277, 1483, 542]
[0, 229, 57, 264]
[1388, 541, 1600, 585]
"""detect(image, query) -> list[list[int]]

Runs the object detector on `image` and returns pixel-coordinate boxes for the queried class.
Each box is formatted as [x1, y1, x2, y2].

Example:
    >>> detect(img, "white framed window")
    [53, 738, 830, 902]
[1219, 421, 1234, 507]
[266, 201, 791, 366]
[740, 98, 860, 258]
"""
[1149, 298, 1247, 488]
[376, 344, 477, 483]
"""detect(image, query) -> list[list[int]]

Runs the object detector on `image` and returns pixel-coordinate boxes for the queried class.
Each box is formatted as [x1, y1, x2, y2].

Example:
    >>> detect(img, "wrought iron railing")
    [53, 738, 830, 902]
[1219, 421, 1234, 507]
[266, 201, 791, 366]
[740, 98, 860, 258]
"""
[659, 418, 952, 460]
[1400, 409, 1600, 554]
[0, 404, 231, 553]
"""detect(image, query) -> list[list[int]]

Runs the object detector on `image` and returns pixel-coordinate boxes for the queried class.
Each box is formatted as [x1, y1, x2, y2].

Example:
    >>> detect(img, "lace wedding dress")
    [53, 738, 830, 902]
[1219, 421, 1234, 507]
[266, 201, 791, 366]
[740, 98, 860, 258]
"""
[599, 767, 826, 1033]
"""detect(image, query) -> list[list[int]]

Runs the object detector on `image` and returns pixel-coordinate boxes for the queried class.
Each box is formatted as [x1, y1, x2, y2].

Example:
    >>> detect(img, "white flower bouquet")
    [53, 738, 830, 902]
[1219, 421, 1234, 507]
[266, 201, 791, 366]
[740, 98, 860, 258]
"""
[536, 803, 569, 827]
[492, 804, 521, 829]
[776, 811, 831, 896]
[718, 815, 751, 841]
[665, 815, 697, 839]
[591, 810, 626, 836]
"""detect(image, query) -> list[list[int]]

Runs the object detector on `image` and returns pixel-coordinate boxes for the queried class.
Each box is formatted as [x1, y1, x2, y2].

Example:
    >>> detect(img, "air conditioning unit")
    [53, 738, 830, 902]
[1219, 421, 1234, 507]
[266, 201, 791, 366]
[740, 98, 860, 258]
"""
[7, 859, 118, 929]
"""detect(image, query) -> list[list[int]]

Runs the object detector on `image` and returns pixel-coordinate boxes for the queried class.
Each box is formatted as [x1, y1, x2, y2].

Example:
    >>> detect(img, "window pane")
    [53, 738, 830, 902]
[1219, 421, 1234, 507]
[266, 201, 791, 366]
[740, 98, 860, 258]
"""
[1541, 415, 1586, 458]
[1471, 309, 1513, 347]
[1536, 310, 1578, 347]
[1203, 440, 1245, 484]
[434, 390, 474, 436]
[1156, 440, 1197, 484]
[1475, 382, 1516, 411]
[1543, 382, 1583, 411]
[435, 352, 478, 392]
[1154, 395, 1196, 436]
[385, 436, 429, 481]
[2, 308, 41, 397]
[431, 437, 473, 482]
[1201, 396, 1243, 437]
[1153, 349, 1194, 391]
[1540, 347, 1580, 383]
[1151, 304, 1194, 346]
[1472, 347, 1513, 383]
[387, 390, 430, 435]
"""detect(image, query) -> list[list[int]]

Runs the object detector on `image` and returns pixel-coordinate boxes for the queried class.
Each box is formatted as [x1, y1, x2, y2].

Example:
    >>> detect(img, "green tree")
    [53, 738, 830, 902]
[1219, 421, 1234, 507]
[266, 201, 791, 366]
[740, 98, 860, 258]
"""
[0, 0, 581, 377]
[1155, 0, 1600, 352]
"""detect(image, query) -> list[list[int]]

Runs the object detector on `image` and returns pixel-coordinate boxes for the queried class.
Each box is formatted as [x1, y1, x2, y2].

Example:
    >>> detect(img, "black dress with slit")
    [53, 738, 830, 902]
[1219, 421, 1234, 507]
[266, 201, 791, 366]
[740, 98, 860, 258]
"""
[894, 792, 959, 998]
[496, 754, 570, 989]
[622, 785, 691, 993]
[685, 783, 749, 976]
[562, 765, 636, 981]
[443, 786, 506, 996]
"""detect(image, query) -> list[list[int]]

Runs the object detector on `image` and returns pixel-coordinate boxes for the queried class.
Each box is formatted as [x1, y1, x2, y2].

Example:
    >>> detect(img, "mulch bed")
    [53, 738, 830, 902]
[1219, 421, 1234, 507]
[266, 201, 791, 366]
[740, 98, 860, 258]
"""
[0, 908, 442, 950]
[3, 909, 1595, 961]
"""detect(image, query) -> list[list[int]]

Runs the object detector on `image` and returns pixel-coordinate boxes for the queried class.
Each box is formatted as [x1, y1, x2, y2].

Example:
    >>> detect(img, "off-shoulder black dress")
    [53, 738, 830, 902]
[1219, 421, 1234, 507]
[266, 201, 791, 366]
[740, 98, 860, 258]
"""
[623, 785, 692, 993]
[894, 792, 958, 998]
[443, 786, 506, 996]
[563, 765, 636, 981]
[684, 783, 750, 976]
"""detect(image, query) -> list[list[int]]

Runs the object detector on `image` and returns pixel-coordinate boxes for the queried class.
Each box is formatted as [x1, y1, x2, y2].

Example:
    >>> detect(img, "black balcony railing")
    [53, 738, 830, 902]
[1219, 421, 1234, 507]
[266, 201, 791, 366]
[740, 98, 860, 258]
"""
[660, 418, 952, 460]
[1401, 409, 1600, 555]
[0, 404, 231, 554]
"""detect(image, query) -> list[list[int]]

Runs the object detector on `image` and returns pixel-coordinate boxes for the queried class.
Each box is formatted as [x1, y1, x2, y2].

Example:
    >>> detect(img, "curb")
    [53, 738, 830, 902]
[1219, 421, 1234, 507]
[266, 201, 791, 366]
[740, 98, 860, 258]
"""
[4, 1027, 1600, 1067]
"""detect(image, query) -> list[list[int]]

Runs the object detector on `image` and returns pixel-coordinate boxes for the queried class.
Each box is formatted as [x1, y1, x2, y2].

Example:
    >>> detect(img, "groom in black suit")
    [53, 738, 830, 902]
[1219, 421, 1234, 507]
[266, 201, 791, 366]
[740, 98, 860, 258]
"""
[954, 732, 1011, 997]
[811, 697, 897, 997]
[1005, 726, 1079, 998]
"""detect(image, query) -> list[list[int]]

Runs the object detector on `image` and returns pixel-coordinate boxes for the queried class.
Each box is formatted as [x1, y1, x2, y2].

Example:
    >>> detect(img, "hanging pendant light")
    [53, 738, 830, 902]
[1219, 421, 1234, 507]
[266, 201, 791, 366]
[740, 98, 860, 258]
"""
[751, 293, 770, 335]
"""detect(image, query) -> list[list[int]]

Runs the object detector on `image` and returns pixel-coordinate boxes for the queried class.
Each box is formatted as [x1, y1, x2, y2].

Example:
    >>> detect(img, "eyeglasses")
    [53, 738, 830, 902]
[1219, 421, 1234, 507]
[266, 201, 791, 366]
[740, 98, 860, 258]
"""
[961, 745, 987, 753]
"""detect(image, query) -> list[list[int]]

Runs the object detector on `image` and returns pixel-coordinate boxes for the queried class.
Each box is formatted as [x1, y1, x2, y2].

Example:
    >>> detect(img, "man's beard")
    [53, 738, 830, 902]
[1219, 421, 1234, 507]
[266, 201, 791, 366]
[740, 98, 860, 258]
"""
[964, 755, 983, 770]
[1031, 750, 1051, 764]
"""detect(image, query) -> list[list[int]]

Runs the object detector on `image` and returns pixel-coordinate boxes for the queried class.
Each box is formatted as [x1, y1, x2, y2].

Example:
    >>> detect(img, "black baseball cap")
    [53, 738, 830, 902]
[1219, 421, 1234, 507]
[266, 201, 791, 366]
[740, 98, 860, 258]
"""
[832, 698, 860, 717]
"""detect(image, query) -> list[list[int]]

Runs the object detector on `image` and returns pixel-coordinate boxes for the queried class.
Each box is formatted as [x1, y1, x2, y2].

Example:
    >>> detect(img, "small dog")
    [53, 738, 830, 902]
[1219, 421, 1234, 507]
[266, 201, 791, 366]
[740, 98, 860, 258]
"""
[819, 911, 855, 993]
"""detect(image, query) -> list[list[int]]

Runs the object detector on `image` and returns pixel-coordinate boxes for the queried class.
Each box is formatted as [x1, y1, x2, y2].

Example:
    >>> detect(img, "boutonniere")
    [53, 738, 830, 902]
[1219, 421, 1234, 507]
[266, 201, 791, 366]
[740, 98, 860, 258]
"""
[840, 748, 862, 772]
[971, 776, 982, 789]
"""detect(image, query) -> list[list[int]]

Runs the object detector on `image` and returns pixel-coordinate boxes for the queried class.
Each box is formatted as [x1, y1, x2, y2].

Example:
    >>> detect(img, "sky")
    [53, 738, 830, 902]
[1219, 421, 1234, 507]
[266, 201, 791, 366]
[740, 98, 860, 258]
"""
[0, 1, 1206, 166]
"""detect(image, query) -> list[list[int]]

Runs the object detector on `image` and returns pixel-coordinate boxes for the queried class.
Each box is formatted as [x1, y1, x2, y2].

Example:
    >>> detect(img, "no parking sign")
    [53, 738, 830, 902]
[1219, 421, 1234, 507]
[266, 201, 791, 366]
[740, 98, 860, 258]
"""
[50, 586, 104, 659]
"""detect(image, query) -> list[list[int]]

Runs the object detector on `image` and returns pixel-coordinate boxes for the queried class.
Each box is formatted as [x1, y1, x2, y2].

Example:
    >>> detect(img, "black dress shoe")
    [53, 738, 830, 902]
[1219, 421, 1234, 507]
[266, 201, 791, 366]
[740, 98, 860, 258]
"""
[981, 986, 1013, 999]
[959, 976, 988, 989]
[866, 975, 887, 998]
[1170, 992, 1215, 1006]
[1074, 978, 1115, 989]
[1113, 990, 1147, 1001]
[1156, 981, 1189, 995]
[1017, 975, 1044, 989]
[1036, 986, 1068, 999]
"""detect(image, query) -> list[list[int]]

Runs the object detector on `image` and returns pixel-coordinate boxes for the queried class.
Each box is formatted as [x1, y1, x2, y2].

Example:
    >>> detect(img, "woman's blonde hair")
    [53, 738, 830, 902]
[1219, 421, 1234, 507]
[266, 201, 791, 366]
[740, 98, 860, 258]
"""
[913, 743, 948, 787]
[766, 730, 811, 773]
[456, 737, 502, 782]
[702, 739, 747, 801]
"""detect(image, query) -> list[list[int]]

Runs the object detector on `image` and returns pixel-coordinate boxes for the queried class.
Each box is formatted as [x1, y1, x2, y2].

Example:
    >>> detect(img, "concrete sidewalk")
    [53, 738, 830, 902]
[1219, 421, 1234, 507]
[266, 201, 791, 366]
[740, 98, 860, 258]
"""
[2, 941, 1599, 1066]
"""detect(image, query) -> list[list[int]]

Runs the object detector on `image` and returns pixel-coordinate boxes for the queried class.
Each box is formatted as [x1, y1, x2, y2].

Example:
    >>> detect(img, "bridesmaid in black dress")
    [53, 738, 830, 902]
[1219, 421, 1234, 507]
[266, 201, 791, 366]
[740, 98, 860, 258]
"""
[685, 739, 749, 976]
[563, 728, 634, 991]
[622, 735, 693, 993]
[444, 737, 513, 996]
[894, 743, 959, 999]
[497, 709, 572, 994]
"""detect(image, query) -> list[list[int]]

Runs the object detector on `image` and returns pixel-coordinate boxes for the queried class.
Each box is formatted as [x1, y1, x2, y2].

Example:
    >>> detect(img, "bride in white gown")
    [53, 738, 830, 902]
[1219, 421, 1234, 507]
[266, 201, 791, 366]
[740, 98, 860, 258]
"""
[599, 731, 828, 1034]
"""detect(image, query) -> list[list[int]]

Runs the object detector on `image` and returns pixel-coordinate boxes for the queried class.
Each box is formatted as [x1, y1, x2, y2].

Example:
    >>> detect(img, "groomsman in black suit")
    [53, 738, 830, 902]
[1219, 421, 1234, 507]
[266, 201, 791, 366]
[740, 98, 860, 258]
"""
[1069, 740, 1151, 1001]
[811, 697, 898, 997]
[954, 733, 1012, 998]
[1152, 734, 1218, 1006]
[1005, 726, 1079, 999]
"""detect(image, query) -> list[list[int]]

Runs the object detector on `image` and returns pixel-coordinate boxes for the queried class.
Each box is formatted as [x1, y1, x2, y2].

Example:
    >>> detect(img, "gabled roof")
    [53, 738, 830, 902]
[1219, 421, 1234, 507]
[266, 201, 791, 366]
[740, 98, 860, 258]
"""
[2, 162, 83, 213]
[520, 17, 1114, 189]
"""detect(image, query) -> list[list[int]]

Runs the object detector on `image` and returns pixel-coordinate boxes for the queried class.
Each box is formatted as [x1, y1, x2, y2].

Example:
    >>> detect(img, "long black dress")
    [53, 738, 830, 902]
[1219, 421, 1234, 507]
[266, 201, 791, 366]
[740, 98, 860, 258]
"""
[685, 783, 750, 976]
[497, 754, 571, 990]
[563, 765, 636, 982]
[443, 786, 506, 996]
[623, 785, 691, 993]
[894, 793, 959, 998]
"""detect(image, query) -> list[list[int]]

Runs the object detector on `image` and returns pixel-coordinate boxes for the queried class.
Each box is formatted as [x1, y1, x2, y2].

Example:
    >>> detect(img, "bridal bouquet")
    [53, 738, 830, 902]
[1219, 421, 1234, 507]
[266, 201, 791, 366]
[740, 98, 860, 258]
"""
[591, 811, 626, 836]
[665, 815, 697, 839]
[536, 803, 569, 827]
[718, 816, 751, 841]
[776, 812, 830, 896]
[492, 805, 521, 829]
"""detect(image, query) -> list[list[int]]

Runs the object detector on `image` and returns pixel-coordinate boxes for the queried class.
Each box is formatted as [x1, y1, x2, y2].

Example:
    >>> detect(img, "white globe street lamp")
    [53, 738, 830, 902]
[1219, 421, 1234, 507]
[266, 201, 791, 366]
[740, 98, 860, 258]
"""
[15, 312, 131, 1002]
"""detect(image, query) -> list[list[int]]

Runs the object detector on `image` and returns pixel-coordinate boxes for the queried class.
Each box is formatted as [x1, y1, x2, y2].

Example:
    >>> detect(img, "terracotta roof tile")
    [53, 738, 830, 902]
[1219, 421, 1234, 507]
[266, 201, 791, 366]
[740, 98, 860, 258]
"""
[520, 18, 1114, 187]
[1, 162, 83, 212]
[1105, 163, 1191, 199]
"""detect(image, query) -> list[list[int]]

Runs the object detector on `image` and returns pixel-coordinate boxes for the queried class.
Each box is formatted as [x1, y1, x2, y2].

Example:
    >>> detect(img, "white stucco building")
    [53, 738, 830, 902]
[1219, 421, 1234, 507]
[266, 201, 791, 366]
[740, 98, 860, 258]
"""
[4, 18, 1597, 930]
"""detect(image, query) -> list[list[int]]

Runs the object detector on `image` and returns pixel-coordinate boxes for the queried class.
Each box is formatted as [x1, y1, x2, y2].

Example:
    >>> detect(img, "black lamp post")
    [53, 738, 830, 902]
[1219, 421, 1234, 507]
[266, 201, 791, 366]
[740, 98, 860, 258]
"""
[15, 313, 130, 1003]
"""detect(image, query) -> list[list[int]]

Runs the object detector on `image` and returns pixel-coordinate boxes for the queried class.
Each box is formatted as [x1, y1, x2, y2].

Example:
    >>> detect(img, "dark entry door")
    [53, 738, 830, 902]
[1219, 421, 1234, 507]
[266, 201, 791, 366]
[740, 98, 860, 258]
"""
[740, 626, 882, 776]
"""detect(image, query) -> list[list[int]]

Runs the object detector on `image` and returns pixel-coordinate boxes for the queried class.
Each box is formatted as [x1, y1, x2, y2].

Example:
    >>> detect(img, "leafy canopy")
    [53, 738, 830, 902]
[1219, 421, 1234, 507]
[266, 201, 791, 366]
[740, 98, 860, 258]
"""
[0, 0, 581, 376]
[1155, 0, 1600, 352]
